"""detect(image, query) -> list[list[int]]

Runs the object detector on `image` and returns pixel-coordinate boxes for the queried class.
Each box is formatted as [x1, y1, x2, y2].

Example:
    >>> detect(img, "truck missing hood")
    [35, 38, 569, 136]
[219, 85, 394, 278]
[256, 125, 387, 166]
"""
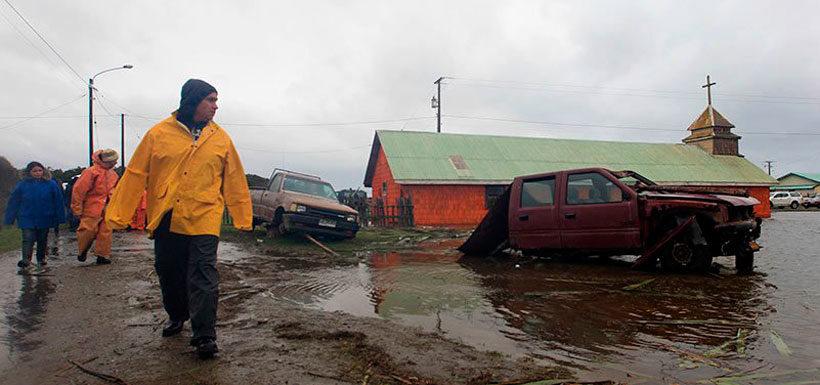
[459, 168, 762, 274]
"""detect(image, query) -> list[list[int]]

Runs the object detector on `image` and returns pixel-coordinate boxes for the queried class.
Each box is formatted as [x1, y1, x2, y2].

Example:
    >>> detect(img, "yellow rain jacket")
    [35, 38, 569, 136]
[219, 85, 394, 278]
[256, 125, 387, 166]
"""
[106, 114, 252, 236]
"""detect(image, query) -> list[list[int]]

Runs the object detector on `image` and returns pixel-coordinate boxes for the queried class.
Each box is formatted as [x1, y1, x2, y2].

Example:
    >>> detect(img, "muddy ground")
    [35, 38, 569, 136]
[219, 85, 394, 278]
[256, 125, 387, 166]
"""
[0, 228, 575, 385]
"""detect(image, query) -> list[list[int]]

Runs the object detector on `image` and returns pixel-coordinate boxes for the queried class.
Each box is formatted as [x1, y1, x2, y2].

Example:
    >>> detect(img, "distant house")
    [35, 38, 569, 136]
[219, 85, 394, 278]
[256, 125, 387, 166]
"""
[774, 173, 820, 195]
[364, 104, 777, 227]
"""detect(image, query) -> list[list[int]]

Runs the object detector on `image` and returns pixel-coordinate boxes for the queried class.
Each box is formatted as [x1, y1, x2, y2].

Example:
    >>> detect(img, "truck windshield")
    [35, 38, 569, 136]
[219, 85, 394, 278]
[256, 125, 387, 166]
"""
[283, 176, 338, 200]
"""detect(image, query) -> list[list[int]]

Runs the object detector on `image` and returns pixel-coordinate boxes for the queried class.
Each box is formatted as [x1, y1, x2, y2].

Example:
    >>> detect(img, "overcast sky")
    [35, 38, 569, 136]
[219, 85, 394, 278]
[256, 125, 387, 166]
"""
[1, 1, 818, 190]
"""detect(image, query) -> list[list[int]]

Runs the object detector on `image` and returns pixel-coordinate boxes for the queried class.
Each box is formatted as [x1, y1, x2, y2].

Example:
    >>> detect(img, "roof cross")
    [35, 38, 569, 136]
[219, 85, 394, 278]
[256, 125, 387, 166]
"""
[702, 75, 716, 106]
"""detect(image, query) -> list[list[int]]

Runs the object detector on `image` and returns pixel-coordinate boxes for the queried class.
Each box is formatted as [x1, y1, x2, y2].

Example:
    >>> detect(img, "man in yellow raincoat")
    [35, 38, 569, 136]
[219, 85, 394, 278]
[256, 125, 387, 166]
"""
[106, 79, 251, 359]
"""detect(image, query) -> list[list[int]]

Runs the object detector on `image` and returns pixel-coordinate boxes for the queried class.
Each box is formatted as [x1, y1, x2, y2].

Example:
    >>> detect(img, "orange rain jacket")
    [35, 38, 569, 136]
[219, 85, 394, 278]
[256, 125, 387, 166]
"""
[71, 150, 119, 218]
[105, 114, 252, 236]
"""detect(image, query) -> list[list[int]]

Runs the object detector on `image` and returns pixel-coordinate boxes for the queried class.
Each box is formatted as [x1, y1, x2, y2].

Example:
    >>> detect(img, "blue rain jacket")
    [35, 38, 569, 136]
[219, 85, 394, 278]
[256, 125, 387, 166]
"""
[3, 178, 66, 229]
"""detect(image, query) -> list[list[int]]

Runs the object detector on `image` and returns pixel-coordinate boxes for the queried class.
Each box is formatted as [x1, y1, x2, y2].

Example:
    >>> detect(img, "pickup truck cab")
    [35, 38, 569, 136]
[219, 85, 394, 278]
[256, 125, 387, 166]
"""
[460, 168, 762, 274]
[251, 169, 359, 238]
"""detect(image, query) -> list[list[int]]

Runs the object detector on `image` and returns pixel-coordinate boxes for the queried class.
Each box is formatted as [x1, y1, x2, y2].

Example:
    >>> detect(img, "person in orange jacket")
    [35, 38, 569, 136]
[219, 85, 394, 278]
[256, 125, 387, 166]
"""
[72, 149, 119, 264]
[129, 191, 148, 231]
[106, 79, 252, 359]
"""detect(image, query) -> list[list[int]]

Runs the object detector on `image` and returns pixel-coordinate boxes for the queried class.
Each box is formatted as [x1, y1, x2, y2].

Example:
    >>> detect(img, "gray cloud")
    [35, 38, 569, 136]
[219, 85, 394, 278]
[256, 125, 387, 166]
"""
[1, 0, 817, 190]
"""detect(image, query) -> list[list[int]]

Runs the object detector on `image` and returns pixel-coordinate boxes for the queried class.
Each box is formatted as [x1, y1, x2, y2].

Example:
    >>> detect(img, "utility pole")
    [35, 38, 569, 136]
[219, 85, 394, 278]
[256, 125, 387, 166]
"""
[88, 78, 94, 166]
[88, 64, 133, 166]
[120, 113, 125, 174]
[432, 77, 444, 133]
[764, 160, 774, 176]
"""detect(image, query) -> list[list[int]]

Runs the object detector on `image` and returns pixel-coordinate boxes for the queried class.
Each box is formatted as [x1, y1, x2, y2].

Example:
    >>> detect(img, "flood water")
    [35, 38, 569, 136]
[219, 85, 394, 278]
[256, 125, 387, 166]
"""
[0, 212, 818, 383]
[271, 212, 820, 384]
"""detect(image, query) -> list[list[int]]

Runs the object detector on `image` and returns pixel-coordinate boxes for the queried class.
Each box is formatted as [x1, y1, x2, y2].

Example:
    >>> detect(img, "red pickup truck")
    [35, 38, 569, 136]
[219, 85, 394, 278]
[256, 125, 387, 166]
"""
[459, 168, 762, 274]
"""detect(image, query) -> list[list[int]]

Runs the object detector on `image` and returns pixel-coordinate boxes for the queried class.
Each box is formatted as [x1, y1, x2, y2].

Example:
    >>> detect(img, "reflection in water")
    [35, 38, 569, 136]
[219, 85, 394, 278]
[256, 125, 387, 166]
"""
[459, 257, 766, 370]
[2, 273, 55, 362]
[261, 213, 820, 383]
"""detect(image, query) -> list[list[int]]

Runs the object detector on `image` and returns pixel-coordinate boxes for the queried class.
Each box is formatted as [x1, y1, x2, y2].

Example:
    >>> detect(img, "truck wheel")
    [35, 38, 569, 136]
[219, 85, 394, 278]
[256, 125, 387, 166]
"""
[736, 251, 754, 275]
[661, 242, 711, 273]
[267, 209, 288, 238]
[790, 201, 799, 209]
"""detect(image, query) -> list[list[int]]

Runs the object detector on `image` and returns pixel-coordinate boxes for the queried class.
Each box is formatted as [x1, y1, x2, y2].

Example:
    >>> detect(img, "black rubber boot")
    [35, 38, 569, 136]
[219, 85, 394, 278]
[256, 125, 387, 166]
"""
[77, 251, 87, 262]
[195, 338, 218, 359]
[162, 320, 185, 337]
[95, 256, 112, 265]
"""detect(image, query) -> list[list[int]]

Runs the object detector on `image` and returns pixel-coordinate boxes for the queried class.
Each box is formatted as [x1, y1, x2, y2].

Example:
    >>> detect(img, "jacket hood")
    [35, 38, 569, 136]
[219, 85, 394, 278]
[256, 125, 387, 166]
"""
[91, 150, 116, 169]
[91, 150, 104, 166]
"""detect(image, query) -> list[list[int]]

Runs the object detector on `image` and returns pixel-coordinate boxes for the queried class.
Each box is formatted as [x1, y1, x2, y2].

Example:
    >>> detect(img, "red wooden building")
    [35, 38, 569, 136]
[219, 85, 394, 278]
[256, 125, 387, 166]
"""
[363, 105, 776, 227]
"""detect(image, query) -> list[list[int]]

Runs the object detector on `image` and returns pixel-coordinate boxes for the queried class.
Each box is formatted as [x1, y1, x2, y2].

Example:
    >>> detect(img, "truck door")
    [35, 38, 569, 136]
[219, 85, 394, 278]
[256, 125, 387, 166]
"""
[260, 173, 283, 219]
[509, 175, 560, 249]
[560, 171, 640, 250]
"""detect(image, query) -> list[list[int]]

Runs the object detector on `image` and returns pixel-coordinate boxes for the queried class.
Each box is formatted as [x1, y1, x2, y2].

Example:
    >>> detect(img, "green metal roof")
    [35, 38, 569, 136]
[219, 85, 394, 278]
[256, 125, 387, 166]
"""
[771, 184, 818, 191]
[364, 130, 777, 187]
[779, 172, 820, 183]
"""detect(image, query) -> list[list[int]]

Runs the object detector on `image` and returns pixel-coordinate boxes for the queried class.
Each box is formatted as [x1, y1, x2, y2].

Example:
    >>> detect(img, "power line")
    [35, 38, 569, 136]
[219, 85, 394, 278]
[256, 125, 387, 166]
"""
[0, 94, 86, 131]
[1, 0, 86, 88]
[443, 114, 820, 136]
[445, 81, 820, 106]
[447, 76, 820, 102]
[0, 5, 76, 86]
[237, 144, 371, 155]
[128, 114, 435, 128]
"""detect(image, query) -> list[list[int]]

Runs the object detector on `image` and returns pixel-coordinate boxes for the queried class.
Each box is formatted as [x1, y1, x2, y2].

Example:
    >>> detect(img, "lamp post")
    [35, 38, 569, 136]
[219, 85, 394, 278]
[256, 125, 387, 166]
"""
[88, 64, 133, 166]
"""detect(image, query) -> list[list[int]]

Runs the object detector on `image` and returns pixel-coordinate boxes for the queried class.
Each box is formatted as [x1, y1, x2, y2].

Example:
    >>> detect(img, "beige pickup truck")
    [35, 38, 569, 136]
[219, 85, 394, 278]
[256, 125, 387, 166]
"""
[250, 169, 360, 238]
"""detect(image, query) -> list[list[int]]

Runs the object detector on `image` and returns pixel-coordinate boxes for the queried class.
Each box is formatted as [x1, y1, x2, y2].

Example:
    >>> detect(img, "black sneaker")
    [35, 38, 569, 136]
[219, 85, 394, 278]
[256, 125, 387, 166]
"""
[17, 260, 29, 268]
[95, 256, 112, 265]
[195, 338, 219, 359]
[77, 252, 87, 262]
[161, 320, 185, 337]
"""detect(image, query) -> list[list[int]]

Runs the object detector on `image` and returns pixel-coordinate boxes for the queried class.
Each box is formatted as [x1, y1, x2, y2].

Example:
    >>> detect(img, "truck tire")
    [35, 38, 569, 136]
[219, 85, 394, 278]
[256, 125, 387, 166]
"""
[660, 241, 711, 273]
[267, 209, 289, 238]
[736, 251, 754, 275]
[790, 201, 799, 209]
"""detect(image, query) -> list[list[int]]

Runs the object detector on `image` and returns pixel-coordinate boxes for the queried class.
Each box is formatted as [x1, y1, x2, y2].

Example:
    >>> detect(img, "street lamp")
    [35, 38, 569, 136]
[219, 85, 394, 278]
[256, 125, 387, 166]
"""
[88, 64, 133, 166]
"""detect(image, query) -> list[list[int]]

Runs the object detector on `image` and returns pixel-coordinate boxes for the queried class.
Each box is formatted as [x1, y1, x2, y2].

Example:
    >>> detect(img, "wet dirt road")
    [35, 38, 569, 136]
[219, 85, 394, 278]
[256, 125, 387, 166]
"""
[263, 212, 820, 384]
[0, 212, 818, 384]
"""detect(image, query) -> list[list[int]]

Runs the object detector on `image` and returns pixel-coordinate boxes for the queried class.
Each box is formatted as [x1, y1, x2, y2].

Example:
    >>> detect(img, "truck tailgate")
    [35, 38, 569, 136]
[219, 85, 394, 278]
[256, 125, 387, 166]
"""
[458, 187, 510, 256]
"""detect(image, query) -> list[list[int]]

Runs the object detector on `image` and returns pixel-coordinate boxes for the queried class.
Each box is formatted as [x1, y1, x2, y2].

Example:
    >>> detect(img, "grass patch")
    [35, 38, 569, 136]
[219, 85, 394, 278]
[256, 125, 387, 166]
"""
[0, 226, 21, 254]
[221, 226, 466, 256]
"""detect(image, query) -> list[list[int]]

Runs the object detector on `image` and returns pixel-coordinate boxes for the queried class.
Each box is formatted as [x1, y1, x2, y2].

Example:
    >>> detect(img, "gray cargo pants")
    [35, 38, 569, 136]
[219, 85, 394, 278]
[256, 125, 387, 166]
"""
[153, 212, 219, 343]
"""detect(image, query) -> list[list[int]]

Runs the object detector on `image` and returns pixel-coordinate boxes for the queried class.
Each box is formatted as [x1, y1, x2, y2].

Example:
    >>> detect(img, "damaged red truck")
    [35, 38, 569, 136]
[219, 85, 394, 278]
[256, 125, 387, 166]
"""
[459, 168, 762, 274]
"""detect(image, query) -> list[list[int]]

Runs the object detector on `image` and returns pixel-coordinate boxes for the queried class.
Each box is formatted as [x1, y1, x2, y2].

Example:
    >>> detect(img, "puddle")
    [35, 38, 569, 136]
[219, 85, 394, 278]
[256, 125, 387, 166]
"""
[0, 261, 56, 373]
[266, 212, 820, 383]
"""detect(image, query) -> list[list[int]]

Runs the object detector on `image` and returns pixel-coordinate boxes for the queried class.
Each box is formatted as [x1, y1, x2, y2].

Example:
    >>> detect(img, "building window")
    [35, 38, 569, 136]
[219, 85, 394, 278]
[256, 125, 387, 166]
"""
[381, 181, 387, 198]
[485, 185, 507, 208]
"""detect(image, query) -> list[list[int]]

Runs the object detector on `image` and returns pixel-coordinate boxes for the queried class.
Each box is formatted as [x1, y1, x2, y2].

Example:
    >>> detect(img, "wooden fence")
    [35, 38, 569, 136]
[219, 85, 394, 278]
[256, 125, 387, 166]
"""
[371, 195, 414, 227]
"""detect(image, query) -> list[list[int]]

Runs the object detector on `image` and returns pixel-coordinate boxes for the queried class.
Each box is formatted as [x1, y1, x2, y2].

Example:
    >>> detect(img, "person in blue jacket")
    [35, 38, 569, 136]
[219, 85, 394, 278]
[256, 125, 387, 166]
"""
[2, 161, 66, 268]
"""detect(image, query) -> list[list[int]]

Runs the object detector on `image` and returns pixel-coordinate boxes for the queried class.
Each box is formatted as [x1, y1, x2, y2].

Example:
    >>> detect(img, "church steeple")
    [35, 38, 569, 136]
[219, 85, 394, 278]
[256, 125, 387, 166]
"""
[682, 76, 741, 156]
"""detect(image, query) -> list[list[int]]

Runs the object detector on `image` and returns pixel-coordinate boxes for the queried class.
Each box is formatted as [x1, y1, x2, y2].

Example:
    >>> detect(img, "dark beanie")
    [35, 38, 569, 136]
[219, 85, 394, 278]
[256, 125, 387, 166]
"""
[177, 79, 217, 128]
[25, 161, 44, 172]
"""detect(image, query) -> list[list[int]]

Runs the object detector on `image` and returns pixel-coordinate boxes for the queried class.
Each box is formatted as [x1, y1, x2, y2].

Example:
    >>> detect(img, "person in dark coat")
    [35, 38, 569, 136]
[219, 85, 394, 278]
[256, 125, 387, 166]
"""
[64, 176, 80, 231]
[2, 161, 66, 269]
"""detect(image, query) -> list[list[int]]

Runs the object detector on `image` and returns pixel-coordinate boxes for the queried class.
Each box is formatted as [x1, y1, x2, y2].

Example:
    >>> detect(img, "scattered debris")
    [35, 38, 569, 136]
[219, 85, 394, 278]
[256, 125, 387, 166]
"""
[304, 234, 340, 257]
[768, 330, 792, 357]
[68, 359, 130, 385]
[704, 329, 750, 358]
[621, 278, 656, 291]
[636, 319, 751, 327]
